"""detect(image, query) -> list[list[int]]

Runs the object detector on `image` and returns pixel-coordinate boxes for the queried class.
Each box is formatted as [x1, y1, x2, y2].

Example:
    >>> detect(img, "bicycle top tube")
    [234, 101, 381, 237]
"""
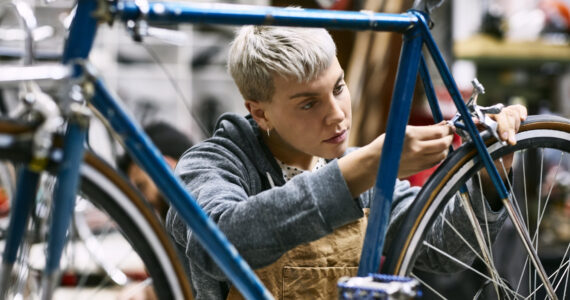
[115, 1, 418, 32]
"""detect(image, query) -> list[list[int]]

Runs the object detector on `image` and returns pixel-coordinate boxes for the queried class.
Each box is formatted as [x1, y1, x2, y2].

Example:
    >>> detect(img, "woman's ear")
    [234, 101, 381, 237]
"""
[245, 100, 270, 130]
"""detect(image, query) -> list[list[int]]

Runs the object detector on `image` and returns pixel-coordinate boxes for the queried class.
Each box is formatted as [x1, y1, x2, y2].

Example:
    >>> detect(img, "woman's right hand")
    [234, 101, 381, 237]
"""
[339, 122, 454, 197]
[397, 122, 455, 178]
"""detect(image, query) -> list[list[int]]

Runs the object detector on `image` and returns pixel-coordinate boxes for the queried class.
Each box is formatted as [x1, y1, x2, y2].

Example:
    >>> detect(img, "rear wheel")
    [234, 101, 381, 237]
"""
[383, 115, 570, 299]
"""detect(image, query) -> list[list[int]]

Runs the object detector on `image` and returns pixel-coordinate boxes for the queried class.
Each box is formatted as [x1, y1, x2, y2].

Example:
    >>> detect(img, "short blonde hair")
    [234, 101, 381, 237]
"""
[228, 25, 336, 102]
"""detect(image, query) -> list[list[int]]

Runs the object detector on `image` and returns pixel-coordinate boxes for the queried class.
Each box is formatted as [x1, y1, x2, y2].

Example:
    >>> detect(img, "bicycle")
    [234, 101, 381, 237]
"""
[0, 0, 568, 299]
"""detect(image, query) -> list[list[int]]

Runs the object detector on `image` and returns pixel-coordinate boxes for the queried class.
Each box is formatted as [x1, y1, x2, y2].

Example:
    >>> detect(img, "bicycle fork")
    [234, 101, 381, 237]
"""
[0, 105, 90, 300]
[40, 105, 91, 299]
[0, 169, 41, 299]
[450, 81, 559, 300]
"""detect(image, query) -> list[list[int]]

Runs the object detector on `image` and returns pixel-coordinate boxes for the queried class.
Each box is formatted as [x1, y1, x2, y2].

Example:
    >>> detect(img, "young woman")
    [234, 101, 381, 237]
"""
[166, 25, 527, 299]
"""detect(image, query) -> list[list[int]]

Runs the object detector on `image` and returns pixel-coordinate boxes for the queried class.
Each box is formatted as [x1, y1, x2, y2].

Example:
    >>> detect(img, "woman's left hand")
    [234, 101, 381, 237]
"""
[487, 104, 528, 146]
[478, 104, 528, 209]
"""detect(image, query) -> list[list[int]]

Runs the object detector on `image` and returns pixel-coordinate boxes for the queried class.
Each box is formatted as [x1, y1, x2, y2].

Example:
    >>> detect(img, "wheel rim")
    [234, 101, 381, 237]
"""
[395, 126, 570, 299]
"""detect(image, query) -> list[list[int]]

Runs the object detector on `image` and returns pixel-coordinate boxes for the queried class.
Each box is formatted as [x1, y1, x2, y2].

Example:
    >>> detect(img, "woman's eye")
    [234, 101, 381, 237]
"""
[301, 101, 315, 110]
[333, 84, 345, 95]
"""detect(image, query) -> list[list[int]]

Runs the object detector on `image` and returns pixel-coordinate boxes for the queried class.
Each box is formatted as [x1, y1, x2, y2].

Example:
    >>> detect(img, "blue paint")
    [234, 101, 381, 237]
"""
[1, 168, 40, 263]
[358, 23, 424, 276]
[45, 121, 88, 273]
[62, 0, 98, 63]
[417, 10, 508, 199]
[90, 78, 272, 300]
[117, 1, 417, 32]
[419, 55, 444, 124]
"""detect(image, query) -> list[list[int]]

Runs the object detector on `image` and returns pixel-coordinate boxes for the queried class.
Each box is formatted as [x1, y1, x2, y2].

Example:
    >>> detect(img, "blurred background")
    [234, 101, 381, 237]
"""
[0, 0, 569, 298]
[1, 0, 568, 163]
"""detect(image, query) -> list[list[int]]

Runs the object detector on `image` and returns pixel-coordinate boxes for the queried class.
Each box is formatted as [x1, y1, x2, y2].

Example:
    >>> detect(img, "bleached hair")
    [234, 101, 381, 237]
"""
[228, 25, 337, 102]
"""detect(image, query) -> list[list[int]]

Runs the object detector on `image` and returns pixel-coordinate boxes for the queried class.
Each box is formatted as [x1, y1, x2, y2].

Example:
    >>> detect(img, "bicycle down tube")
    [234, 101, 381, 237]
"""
[62, 2, 422, 299]
[40, 1, 555, 299]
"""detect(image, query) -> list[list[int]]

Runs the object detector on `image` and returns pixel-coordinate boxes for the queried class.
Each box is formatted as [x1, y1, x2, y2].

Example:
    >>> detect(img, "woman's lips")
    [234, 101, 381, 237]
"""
[323, 130, 347, 144]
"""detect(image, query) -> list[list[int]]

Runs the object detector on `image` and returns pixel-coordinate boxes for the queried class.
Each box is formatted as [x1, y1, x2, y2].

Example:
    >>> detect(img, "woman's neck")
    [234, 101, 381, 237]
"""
[262, 131, 317, 170]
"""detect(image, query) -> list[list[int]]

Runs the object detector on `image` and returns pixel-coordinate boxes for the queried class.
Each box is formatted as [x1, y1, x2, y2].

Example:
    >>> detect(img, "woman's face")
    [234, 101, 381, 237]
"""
[250, 57, 351, 166]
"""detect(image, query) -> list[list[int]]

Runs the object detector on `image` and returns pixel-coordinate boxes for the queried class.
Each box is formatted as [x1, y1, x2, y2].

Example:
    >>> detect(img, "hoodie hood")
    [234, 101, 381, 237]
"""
[213, 113, 285, 188]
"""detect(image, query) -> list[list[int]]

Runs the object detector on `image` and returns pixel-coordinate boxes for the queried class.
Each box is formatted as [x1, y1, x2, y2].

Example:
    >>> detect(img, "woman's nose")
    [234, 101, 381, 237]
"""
[325, 96, 344, 125]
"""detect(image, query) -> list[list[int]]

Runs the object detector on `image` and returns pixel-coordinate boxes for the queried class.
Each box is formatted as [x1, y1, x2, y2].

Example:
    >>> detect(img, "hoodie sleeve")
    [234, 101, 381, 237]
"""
[166, 142, 363, 281]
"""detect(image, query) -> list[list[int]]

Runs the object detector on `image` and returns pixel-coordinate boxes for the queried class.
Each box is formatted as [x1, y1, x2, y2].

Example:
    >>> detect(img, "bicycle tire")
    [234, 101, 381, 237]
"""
[383, 115, 570, 299]
[0, 119, 193, 299]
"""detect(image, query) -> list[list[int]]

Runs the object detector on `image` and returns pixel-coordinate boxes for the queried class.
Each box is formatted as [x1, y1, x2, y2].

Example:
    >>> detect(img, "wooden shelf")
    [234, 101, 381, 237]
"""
[454, 34, 570, 64]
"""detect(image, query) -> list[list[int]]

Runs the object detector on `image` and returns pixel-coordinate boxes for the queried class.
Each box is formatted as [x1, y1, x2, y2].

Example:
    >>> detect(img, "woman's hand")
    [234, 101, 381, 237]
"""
[483, 104, 528, 171]
[485, 104, 528, 146]
[339, 104, 527, 199]
[478, 104, 528, 209]
[398, 122, 455, 178]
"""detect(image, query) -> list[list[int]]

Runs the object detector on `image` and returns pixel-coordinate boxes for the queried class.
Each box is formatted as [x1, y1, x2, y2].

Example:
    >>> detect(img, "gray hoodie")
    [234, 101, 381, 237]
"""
[166, 113, 507, 299]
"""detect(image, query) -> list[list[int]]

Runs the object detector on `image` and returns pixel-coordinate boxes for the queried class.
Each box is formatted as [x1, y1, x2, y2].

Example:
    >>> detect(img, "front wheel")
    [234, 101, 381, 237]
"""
[383, 115, 570, 299]
[0, 118, 193, 299]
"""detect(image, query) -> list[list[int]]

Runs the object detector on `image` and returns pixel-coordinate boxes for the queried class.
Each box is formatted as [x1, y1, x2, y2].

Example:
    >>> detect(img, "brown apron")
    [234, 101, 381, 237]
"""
[228, 209, 369, 300]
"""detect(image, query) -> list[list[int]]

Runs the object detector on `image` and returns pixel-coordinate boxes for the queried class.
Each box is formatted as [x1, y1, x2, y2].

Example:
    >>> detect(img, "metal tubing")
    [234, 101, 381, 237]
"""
[0, 65, 71, 86]
[117, 1, 417, 32]
[0, 168, 40, 299]
[418, 55, 444, 123]
[43, 121, 88, 275]
[0, 168, 39, 263]
[419, 10, 557, 298]
[358, 25, 424, 276]
[417, 11, 509, 200]
[89, 78, 272, 300]
[0, 1, 37, 65]
[458, 192, 504, 298]
[62, 0, 99, 63]
[502, 197, 558, 299]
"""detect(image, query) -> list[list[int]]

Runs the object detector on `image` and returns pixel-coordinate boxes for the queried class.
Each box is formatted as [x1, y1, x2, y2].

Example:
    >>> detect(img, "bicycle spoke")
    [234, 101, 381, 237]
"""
[502, 194, 557, 299]
[499, 156, 526, 229]
[551, 244, 570, 295]
[498, 153, 540, 297]
[75, 210, 128, 286]
[120, 278, 154, 300]
[476, 171, 496, 264]
[523, 259, 570, 300]
[553, 259, 570, 297]
[71, 236, 136, 297]
[521, 150, 532, 297]
[500, 154, 539, 297]
[533, 149, 545, 300]
[537, 148, 544, 241]
[528, 150, 565, 300]
[549, 205, 570, 288]
[422, 241, 525, 298]
[480, 164, 518, 299]
[532, 153, 564, 243]
[410, 272, 448, 300]
[442, 214, 486, 263]
[522, 150, 529, 229]
[458, 185, 504, 298]
[515, 254, 530, 296]
[562, 260, 570, 300]
[391, 124, 570, 300]
[441, 209, 512, 299]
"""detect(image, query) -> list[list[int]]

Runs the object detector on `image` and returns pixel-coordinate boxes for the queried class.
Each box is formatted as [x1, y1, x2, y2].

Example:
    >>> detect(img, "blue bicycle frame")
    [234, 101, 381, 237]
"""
[1, 1, 512, 299]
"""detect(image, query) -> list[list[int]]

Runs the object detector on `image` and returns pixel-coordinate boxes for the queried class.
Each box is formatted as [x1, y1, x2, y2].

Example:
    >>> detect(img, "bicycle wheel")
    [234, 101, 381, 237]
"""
[0, 120, 193, 299]
[383, 115, 570, 299]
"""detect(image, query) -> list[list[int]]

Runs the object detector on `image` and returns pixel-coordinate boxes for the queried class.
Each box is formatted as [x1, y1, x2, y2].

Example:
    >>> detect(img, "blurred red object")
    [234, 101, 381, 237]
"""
[0, 187, 9, 217]
[406, 87, 470, 187]
[540, 0, 570, 31]
[316, 0, 352, 10]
